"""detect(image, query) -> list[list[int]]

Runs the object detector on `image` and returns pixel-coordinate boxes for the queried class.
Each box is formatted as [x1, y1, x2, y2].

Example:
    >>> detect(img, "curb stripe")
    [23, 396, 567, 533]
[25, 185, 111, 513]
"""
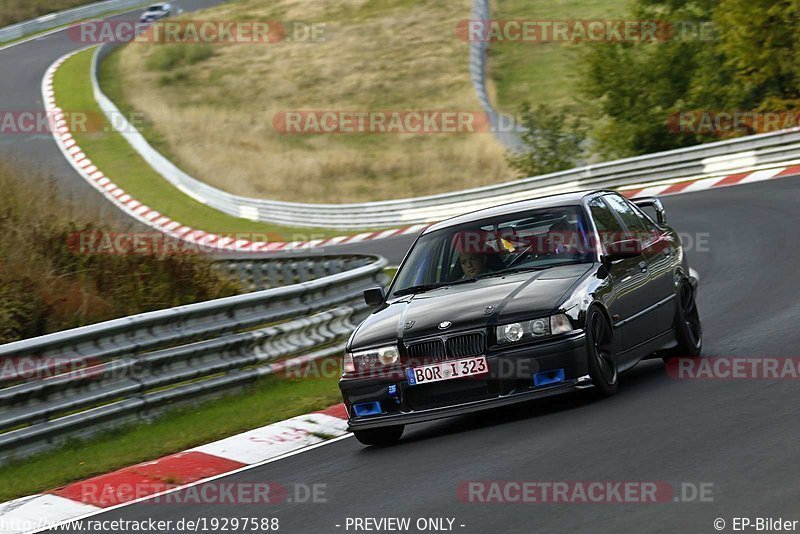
[51, 452, 246, 508]
[0, 404, 349, 532]
[714, 171, 750, 186]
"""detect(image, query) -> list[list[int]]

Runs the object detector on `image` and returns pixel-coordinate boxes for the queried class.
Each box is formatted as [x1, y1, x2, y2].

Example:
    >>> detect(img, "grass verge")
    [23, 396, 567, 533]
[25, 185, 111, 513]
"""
[489, 0, 631, 113]
[0, 364, 343, 502]
[53, 48, 351, 240]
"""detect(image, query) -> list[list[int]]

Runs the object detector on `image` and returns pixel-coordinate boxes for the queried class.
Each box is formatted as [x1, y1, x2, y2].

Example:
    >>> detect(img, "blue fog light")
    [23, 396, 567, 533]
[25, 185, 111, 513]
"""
[533, 368, 565, 387]
[387, 384, 401, 404]
[353, 401, 382, 417]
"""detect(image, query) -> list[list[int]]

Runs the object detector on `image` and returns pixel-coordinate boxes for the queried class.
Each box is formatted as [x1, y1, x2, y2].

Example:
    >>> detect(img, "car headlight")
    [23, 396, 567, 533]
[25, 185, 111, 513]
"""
[343, 345, 399, 374]
[496, 314, 575, 344]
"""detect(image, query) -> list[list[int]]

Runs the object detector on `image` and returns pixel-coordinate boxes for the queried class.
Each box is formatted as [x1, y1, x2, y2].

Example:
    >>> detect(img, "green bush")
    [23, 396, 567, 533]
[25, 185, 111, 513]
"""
[0, 160, 240, 344]
[579, 0, 800, 158]
[506, 103, 587, 178]
[0, 271, 47, 342]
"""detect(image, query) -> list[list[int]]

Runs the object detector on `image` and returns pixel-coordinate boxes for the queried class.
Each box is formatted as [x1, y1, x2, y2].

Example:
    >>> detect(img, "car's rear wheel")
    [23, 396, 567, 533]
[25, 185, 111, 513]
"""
[586, 308, 618, 397]
[663, 280, 702, 362]
[353, 425, 404, 446]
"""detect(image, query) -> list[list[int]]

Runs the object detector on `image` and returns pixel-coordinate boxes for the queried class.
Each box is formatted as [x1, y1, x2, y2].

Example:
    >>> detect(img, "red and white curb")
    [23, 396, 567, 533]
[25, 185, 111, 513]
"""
[44, 52, 800, 255]
[42, 50, 427, 253]
[0, 404, 349, 534]
[619, 164, 800, 199]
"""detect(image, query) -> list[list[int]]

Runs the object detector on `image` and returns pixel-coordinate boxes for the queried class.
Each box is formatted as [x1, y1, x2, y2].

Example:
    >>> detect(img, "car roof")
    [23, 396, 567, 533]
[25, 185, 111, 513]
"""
[423, 189, 611, 234]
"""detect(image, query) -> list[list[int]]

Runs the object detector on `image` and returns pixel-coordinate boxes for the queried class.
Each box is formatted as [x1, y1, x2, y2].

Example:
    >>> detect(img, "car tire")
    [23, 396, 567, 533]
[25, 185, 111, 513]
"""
[663, 279, 702, 362]
[353, 425, 404, 446]
[586, 307, 618, 397]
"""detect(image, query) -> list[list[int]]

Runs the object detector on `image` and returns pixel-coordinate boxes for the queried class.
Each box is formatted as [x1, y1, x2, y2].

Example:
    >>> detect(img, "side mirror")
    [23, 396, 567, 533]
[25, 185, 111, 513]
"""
[605, 239, 642, 262]
[363, 287, 385, 307]
[633, 196, 667, 225]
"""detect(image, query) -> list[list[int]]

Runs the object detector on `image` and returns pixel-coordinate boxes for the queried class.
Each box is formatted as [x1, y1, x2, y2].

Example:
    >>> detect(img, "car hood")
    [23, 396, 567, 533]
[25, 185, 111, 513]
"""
[349, 263, 592, 350]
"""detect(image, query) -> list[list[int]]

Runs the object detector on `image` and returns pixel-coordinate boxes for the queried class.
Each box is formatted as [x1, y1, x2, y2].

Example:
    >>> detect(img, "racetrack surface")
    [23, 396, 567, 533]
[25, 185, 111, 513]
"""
[44, 177, 800, 532]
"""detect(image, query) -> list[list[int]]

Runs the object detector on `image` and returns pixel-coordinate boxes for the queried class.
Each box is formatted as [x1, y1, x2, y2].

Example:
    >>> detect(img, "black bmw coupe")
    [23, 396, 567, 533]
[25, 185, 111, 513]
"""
[339, 190, 702, 446]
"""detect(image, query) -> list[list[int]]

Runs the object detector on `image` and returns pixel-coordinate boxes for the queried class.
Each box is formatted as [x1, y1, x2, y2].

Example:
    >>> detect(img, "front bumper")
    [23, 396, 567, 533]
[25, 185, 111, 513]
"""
[340, 332, 589, 430]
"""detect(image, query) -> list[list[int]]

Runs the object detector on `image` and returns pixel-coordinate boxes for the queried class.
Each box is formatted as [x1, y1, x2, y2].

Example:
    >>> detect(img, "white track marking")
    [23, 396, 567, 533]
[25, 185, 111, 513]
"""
[0, 495, 99, 534]
[26, 434, 353, 534]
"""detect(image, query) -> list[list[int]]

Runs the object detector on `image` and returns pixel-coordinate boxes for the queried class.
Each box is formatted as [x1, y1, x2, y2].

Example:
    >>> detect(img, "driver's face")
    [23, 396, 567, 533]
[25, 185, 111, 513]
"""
[459, 252, 488, 277]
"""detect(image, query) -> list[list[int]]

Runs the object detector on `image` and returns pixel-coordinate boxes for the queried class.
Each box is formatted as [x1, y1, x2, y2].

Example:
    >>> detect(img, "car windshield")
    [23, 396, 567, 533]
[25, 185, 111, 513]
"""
[390, 205, 594, 297]
[147, 5, 164, 10]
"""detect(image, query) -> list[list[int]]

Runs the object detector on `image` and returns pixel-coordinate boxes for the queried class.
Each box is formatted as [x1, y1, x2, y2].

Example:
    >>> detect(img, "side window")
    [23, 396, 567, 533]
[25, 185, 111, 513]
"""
[603, 194, 653, 244]
[588, 197, 625, 249]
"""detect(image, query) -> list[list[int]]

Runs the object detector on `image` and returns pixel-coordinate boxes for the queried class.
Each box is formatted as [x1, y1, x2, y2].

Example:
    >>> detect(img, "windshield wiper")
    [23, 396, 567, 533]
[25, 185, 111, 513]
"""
[393, 277, 477, 297]
[475, 260, 587, 280]
[393, 283, 440, 296]
[474, 265, 556, 279]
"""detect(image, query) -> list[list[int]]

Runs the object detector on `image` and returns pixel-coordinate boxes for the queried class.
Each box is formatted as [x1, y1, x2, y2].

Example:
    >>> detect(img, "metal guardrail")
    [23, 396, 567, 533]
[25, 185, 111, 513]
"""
[469, 0, 523, 150]
[215, 254, 376, 291]
[0, 0, 150, 45]
[91, 43, 800, 230]
[0, 254, 387, 462]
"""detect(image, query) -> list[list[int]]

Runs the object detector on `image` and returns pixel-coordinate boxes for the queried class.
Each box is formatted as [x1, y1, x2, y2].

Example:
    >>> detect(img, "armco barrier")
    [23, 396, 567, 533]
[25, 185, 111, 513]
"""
[0, 254, 387, 463]
[469, 0, 523, 150]
[215, 253, 376, 291]
[92, 41, 800, 230]
[0, 0, 150, 45]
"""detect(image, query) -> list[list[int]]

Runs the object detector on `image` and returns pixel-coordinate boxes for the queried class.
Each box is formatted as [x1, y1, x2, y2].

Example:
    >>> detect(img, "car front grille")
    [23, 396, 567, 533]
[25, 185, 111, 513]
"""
[447, 332, 484, 358]
[406, 339, 446, 364]
[405, 332, 485, 365]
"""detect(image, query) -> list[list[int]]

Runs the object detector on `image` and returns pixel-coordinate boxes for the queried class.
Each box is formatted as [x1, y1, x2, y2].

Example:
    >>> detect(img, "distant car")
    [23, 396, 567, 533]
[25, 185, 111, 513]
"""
[140, 2, 174, 23]
[339, 190, 702, 446]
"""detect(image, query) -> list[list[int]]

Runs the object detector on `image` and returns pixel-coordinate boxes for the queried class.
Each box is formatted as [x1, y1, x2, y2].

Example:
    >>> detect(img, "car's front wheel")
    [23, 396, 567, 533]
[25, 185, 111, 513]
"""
[586, 307, 618, 397]
[353, 425, 404, 446]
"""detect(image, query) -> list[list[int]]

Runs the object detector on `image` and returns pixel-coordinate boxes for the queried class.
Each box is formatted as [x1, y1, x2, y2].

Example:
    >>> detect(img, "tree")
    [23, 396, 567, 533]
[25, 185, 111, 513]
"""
[505, 104, 587, 178]
[580, 0, 800, 156]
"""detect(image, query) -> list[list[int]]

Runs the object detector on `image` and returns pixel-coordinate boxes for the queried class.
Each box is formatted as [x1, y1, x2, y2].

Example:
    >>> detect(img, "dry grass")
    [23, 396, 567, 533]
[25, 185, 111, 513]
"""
[112, 0, 511, 203]
[0, 158, 240, 343]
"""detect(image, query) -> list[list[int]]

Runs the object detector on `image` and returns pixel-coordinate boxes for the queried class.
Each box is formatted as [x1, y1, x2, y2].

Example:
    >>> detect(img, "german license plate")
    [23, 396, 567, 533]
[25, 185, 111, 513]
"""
[406, 356, 488, 386]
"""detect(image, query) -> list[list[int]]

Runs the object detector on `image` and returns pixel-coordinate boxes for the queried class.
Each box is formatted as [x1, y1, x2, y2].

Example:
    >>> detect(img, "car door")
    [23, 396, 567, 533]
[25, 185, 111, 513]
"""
[588, 196, 652, 359]
[626, 198, 679, 334]
[602, 194, 671, 347]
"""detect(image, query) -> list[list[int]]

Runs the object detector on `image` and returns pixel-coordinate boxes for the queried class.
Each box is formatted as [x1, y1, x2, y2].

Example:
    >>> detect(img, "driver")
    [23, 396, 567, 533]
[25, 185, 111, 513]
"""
[544, 218, 581, 255]
[457, 249, 490, 277]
